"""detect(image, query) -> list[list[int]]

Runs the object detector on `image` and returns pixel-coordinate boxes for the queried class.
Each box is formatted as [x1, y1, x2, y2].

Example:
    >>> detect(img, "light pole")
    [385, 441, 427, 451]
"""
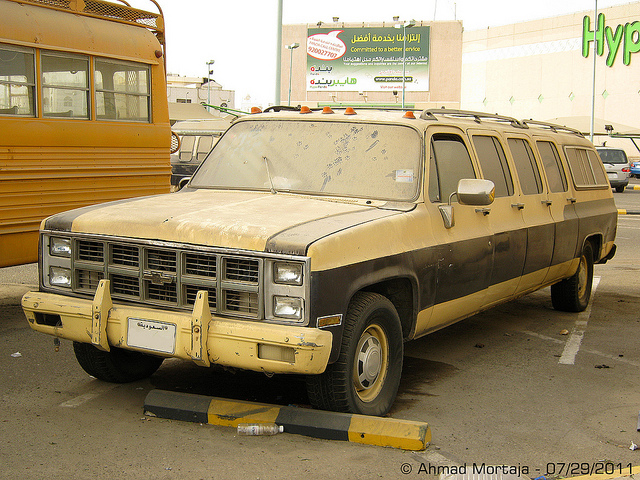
[206, 59, 214, 112]
[285, 43, 299, 106]
[394, 20, 415, 109]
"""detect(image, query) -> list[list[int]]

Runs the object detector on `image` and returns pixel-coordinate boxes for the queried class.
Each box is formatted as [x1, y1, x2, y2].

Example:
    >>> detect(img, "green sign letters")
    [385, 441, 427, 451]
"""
[583, 13, 640, 66]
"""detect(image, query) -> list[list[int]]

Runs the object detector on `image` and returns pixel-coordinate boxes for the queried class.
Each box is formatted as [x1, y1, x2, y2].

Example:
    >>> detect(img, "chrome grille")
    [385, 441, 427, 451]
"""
[111, 244, 139, 267]
[77, 240, 104, 262]
[70, 238, 263, 319]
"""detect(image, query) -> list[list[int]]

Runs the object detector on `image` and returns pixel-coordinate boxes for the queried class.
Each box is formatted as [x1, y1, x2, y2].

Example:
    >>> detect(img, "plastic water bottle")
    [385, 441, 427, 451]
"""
[236, 423, 284, 435]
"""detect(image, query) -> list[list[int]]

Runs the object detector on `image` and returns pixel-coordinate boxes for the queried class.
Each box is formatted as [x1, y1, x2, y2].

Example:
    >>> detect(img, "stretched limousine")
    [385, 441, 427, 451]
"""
[23, 107, 617, 416]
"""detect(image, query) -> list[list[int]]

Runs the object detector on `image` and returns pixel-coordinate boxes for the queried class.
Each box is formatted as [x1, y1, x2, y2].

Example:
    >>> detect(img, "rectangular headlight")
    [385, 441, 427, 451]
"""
[50, 237, 71, 257]
[273, 296, 303, 321]
[273, 262, 303, 285]
[49, 266, 71, 288]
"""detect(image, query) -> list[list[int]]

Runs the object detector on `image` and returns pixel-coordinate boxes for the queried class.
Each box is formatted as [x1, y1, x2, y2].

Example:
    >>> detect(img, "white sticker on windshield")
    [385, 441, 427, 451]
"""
[395, 169, 414, 183]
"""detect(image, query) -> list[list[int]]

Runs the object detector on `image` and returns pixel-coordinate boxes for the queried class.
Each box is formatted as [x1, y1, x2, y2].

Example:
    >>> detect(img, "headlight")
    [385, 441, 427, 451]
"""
[50, 237, 71, 257]
[273, 296, 303, 321]
[49, 266, 72, 288]
[273, 262, 303, 285]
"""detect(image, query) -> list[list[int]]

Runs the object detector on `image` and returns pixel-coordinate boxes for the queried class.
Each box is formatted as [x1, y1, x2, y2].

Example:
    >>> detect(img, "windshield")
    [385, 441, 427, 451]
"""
[190, 119, 422, 201]
[597, 149, 628, 164]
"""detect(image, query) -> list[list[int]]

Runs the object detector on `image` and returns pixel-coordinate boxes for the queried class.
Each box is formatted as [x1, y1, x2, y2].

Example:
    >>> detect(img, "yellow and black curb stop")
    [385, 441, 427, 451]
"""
[144, 389, 431, 451]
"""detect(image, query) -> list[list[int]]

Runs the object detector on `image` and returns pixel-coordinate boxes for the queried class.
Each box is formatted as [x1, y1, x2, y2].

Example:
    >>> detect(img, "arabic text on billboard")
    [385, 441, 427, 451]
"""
[306, 27, 430, 92]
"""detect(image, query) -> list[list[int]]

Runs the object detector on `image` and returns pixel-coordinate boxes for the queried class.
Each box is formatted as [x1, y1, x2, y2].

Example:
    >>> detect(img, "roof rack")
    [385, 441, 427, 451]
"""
[420, 109, 527, 129]
[521, 120, 584, 137]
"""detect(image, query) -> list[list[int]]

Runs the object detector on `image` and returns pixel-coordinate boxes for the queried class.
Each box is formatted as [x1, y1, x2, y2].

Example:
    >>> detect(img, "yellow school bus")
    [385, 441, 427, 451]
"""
[0, 0, 171, 267]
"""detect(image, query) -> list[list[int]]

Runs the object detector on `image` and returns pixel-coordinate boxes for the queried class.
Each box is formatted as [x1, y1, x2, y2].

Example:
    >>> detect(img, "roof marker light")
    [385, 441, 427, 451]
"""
[250, 107, 262, 114]
[344, 107, 356, 115]
[403, 111, 416, 119]
[300, 106, 312, 114]
[322, 106, 334, 114]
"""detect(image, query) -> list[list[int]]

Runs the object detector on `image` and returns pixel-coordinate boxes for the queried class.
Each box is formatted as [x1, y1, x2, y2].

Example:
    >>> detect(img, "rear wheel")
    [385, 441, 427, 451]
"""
[306, 292, 403, 416]
[551, 242, 594, 312]
[615, 185, 625, 193]
[73, 342, 164, 383]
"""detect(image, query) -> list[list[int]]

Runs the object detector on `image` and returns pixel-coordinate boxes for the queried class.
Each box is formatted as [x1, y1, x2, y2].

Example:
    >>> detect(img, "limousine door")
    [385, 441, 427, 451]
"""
[418, 130, 493, 336]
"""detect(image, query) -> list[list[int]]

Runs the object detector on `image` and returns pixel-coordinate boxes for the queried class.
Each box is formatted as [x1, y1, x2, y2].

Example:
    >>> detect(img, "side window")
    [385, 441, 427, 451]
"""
[507, 138, 543, 195]
[41, 52, 89, 119]
[429, 133, 475, 203]
[95, 59, 150, 122]
[565, 147, 607, 188]
[472, 135, 514, 197]
[0, 44, 35, 116]
[536, 141, 567, 192]
[587, 150, 609, 185]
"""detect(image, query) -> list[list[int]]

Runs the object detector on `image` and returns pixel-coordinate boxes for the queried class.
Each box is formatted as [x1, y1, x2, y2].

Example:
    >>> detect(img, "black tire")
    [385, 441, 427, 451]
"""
[615, 185, 625, 193]
[306, 292, 403, 416]
[551, 242, 594, 312]
[73, 342, 164, 383]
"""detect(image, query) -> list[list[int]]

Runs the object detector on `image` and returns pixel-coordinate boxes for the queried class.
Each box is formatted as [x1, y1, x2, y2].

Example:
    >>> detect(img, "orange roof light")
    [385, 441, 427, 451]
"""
[300, 106, 312, 114]
[250, 107, 262, 114]
[322, 106, 334, 114]
[403, 111, 416, 119]
[344, 107, 356, 115]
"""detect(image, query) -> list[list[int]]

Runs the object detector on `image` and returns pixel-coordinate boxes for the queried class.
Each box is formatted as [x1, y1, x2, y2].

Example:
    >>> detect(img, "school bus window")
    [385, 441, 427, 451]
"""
[95, 59, 150, 122]
[41, 52, 89, 119]
[0, 45, 35, 116]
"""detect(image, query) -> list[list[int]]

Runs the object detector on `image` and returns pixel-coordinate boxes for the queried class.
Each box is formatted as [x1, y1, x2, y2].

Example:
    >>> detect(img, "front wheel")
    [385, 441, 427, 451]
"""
[73, 342, 164, 383]
[306, 292, 403, 416]
[551, 242, 594, 312]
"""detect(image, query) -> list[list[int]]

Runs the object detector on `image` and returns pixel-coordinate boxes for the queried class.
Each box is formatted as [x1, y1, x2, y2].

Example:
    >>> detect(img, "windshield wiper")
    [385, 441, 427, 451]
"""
[262, 156, 277, 194]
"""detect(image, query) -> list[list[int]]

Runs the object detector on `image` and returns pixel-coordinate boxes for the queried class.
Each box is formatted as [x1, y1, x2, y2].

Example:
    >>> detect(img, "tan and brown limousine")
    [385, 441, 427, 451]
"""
[23, 107, 617, 416]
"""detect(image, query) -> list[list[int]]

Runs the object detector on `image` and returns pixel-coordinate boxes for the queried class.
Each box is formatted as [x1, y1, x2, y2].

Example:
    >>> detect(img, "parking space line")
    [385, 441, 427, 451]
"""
[59, 383, 117, 408]
[558, 277, 600, 365]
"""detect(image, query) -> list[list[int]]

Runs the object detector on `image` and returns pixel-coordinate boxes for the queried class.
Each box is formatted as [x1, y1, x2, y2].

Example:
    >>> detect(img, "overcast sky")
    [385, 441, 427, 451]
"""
[132, 0, 629, 107]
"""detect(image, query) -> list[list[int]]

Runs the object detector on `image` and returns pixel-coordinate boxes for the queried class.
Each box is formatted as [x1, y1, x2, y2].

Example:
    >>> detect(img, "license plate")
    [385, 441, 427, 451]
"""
[127, 318, 176, 354]
[607, 172, 616, 179]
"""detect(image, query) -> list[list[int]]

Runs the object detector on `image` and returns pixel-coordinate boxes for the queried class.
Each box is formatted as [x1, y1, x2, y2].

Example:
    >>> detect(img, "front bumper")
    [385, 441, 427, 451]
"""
[22, 280, 332, 375]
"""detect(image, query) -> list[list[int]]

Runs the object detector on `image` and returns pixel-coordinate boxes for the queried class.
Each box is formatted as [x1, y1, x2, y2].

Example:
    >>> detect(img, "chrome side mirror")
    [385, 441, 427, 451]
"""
[177, 176, 191, 191]
[438, 179, 495, 229]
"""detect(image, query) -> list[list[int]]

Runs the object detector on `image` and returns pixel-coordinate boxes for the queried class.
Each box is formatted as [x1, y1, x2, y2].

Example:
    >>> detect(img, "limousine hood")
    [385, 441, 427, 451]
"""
[43, 189, 403, 255]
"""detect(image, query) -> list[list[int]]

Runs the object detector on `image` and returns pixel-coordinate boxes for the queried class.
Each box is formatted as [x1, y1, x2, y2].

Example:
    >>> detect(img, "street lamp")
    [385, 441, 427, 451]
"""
[285, 43, 299, 106]
[394, 20, 415, 109]
[206, 59, 215, 112]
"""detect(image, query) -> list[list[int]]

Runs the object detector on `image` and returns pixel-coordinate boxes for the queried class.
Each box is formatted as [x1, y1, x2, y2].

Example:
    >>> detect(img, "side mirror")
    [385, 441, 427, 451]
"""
[457, 179, 495, 206]
[438, 179, 495, 229]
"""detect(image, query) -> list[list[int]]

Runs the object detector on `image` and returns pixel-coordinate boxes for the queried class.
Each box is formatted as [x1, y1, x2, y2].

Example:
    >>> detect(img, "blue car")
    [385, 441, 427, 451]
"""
[631, 160, 640, 178]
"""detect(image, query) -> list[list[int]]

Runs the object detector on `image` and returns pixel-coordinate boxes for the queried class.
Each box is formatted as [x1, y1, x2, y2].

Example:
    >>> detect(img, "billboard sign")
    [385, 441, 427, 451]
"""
[306, 26, 430, 92]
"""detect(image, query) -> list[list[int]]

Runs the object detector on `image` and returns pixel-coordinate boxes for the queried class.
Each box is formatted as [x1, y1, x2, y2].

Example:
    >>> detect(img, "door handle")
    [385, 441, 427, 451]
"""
[475, 207, 491, 216]
[541, 199, 553, 206]
[567, 197, 577, 204]
[511, 203, 525, 210]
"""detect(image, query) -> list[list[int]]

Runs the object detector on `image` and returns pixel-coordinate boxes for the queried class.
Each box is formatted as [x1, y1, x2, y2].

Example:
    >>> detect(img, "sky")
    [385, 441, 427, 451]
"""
[130, 0, 629, 107]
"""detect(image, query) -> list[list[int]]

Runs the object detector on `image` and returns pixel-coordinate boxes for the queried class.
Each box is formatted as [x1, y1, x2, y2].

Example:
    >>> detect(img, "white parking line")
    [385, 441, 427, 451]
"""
[59, 383, 117, 408]
[558, 276, 600, 365]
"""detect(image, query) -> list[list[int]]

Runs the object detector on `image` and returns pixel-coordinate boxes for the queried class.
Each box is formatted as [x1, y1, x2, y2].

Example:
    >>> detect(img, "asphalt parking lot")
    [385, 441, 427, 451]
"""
[2, 182, 640, 479]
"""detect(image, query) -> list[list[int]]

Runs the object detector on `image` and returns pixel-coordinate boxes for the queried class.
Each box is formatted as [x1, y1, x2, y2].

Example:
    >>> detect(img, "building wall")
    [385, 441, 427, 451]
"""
[461, 3, 640, 127]
[281, 21, 463, 107]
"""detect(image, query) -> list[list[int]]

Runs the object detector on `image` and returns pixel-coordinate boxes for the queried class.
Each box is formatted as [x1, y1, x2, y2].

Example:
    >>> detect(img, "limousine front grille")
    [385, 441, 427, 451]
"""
[70, 238, 262, 319]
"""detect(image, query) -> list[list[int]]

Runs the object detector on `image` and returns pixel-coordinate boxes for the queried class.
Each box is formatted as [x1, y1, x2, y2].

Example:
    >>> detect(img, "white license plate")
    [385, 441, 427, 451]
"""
[607, 172, 617, 179]
[127, 318, 176, 354]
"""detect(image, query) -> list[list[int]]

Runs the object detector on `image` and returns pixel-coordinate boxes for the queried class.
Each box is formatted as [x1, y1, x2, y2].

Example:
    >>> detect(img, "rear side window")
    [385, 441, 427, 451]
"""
[472, 135, 514, 197]
[536, 141, 567, 192]
[565, 147, 608, 188]
[507, 138, 543, 195]
[429, 134, 476, 203]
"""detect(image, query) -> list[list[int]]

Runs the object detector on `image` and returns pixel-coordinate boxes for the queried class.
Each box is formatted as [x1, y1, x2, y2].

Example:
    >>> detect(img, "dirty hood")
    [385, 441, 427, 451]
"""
[43, 189, 402, 255]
